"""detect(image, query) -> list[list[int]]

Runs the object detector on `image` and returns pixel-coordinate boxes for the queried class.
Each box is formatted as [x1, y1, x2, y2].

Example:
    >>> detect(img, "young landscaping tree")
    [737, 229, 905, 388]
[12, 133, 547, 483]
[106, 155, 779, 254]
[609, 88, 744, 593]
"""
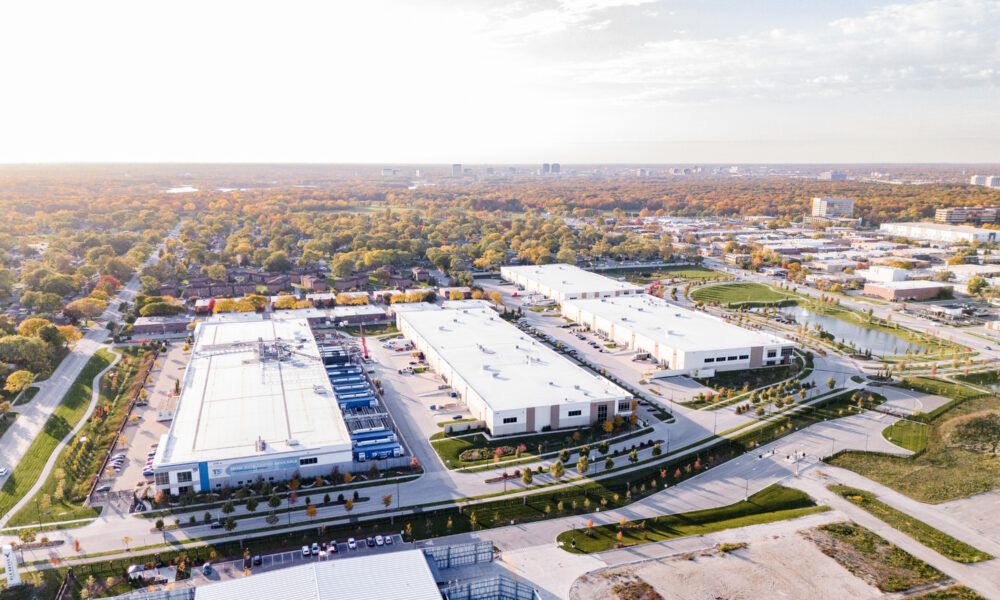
[221, 500, 235, 516]
[268, 494, 281, 510]
[306, 504, 317, 519]
[652, 443, 662, 456]
[602, 420, 614, 434]
[521, 468, 533, 485]
[223, 517, 237, 532]
[550, 460, 565, 479]
[204, 511, 212, 524]
[382, 493, 393, 509]
[605, 457, 614, 470]
[629, 449, 638, 464]
[344, 499, 354, 513]
[265, 511, 279, 526]
[576, 455, 589, 475]
[245, 497, 259, 513]
[827, 377, 836, 390]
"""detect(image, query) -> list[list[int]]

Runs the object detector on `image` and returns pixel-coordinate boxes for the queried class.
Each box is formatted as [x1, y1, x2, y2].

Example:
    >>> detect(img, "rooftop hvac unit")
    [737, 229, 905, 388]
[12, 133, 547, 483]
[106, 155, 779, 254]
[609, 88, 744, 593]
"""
[255, 437, 266, 452]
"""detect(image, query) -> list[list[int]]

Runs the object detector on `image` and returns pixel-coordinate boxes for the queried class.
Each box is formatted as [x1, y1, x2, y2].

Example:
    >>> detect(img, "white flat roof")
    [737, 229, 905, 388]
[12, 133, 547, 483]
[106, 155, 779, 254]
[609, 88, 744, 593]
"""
[331, 304, 387, 317]
[195, 549, 440, 600]
[399, 307, 629, 411]
[157, 317, 350, 466]
[881, 222, 993, 235]
[564, 295, 792, 353]
[502, 264, 643, 295]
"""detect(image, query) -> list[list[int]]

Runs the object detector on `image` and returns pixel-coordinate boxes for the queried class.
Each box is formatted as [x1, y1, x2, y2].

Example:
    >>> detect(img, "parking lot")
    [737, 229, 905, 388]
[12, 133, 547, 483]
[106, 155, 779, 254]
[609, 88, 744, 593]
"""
[367, 335, 473, 469]
[189, 534, 406, 584]
[103, 342, 189, 496]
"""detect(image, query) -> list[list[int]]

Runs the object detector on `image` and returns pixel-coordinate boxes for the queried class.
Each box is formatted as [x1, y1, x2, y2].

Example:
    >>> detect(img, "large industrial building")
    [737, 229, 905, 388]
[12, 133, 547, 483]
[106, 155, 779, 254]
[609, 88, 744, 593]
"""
[151, 316, 354, 496]
[500, 264, 644, 303]
[396, 306, 632, 436]
[879, 222, 998, 244]
[195, 549, 442, 600]
[561, 295, 796, 375]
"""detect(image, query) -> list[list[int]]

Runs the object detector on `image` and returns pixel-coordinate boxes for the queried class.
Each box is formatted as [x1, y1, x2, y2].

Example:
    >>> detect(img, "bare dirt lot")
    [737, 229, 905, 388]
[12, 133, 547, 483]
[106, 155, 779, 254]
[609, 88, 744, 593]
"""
[570, 534, 880, 600]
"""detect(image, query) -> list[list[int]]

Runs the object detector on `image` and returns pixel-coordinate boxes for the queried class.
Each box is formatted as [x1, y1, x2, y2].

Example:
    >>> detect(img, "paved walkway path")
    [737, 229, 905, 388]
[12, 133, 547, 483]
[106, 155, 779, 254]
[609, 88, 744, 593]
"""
[791, 474, 1000, 600]
[0, 350, 121, 528]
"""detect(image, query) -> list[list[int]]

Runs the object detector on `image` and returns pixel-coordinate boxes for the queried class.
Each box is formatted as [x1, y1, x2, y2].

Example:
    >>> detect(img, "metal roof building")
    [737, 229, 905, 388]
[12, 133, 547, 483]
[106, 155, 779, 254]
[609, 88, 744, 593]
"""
[500, 264, 643, 302]
[561, 295, 796, 376]
[195, 550, 441, 600]
[152, 316, 352, 495]
[396, 306, 631, 436]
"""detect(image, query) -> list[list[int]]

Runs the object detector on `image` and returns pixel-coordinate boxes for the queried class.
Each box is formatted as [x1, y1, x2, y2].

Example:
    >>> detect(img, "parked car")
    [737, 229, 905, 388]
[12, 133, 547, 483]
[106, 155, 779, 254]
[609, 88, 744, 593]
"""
[347, 538, 357, 550]
[375, 535, 384, 546]
[366, 537, 375, 547]
[311, 542, 320, 555]
[95, 484, 111, 493]
[301, 546, 311, 557]
[328, 541, 338, 553]
[384, 536, 392, 545]
[253, 555, 262, 566]
[210, 521, 224, 529]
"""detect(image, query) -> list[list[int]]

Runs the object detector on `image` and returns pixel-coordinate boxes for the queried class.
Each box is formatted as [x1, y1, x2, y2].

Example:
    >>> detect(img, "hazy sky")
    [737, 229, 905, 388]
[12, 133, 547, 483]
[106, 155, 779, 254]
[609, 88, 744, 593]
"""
[1, 0, 998, 163]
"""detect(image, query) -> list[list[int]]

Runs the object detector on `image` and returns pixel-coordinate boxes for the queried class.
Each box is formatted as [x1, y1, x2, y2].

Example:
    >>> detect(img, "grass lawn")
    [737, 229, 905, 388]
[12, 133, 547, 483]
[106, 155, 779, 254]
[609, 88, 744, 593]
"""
[829, 485, 992, 563]
[557, 484, 826, 553]
[0, 350, 116, 523]
[911, 587, 988, 600]
[954, 370, 1000, 387]
[0, 412, 17, 440]
[691, 282, 795, 307]
[13, 386, 40, 406]
[336, 323, 398, 337]
[882, 420, 929, 453]
[7, 349, 152, 527]
[828, 394, 1000, 503]
[814, 522, 948, 593]
[430, 427, 650, 468]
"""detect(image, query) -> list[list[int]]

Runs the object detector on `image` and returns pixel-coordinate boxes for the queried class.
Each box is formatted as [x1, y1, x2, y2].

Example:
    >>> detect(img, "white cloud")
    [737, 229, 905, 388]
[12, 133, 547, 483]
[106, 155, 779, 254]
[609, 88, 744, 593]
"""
[565, 0, 1000, 102]
[485, 0, 657, 38]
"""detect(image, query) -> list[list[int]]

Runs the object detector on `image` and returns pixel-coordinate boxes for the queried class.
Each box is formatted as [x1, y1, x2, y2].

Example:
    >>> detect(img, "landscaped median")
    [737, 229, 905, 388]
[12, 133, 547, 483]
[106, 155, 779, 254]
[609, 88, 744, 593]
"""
[0, 349, 117, 522]
[828, 485, 993, 563]
[430, 425, 654, 470]
[556, 484, 827, 553]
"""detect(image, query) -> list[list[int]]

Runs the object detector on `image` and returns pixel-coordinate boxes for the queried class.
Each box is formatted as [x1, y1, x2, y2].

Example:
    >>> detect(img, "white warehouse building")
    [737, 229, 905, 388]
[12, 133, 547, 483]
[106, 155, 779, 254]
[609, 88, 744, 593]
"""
[500, 263, 644, 303]
[880, 222, 998, 244]
[151, 316, 353, 496]
[396, 306, 632, 436]
[561, 295, 796, 376]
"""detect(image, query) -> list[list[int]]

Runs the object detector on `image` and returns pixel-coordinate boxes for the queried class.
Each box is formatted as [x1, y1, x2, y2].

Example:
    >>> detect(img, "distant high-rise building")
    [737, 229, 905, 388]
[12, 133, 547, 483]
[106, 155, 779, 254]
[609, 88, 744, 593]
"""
[486, 167, 494, 175]
[380, 168, 394, 176]
[970, 175, 988, 186]
[452, 164, 462, 177]
[818, 170, 847, 181]
[551, 163, 560, 174]
[811, 197, 854, 218]
[414, 169, 421, 177]
[542, 163, 550, 174]
[989, 176, 1000, 189]
[463, 168, 473, 176]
